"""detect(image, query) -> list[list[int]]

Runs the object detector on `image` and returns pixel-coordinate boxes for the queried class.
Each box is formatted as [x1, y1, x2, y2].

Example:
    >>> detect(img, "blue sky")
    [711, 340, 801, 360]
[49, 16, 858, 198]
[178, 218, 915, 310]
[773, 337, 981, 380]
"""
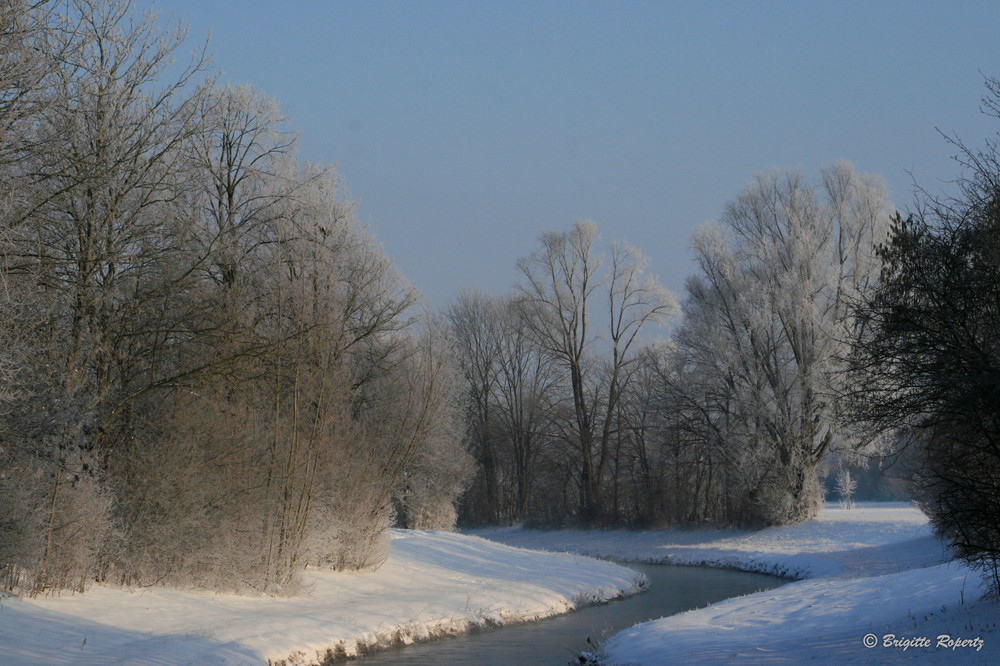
[144, 0, 999, 306]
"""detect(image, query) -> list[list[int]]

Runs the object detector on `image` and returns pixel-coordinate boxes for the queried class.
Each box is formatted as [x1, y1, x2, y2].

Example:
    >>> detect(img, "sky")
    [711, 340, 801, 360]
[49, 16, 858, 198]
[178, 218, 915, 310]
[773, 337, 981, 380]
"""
[139, 0, 1000, 307]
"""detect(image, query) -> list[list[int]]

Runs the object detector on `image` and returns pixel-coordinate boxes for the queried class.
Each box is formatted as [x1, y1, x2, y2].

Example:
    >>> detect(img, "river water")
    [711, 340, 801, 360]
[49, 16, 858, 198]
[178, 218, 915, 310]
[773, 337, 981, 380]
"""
[357, 563, 785, 665]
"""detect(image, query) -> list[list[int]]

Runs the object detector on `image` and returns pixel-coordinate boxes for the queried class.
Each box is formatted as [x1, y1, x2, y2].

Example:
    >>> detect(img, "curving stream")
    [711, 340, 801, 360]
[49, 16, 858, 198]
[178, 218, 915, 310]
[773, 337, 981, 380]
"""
[357, 563, 786, 665]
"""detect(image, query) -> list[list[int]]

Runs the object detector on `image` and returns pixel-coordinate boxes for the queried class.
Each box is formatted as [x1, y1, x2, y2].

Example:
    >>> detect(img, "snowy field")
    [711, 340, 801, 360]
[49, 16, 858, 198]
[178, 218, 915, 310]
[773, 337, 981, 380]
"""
[474, 503, 1000, 664]
[0, 530, 645, 665]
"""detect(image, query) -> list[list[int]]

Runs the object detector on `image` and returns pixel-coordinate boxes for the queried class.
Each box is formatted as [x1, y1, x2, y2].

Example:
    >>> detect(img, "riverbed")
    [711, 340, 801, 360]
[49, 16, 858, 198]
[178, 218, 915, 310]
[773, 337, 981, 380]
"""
[358, 563, 786, 665]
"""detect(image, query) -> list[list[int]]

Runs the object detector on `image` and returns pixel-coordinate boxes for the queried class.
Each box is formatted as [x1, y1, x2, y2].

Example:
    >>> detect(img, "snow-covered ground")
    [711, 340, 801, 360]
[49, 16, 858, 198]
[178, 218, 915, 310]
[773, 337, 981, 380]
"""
[474, 503, 1000, 664]
[0, 530, 645, 665]
[5, 504, 997, 664]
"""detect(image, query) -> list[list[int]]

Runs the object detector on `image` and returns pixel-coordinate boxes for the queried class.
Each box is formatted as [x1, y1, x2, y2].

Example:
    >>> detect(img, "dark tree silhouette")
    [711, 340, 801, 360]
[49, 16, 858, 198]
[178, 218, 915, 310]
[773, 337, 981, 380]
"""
[849, 77, 1000, 596]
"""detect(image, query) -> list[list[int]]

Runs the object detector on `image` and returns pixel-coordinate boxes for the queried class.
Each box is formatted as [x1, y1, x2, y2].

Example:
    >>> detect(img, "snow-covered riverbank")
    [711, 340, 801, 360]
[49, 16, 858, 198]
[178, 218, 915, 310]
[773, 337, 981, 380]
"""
[474, 503, 1000, 664]
[0, 530, 645, 664]
[5, 504, 996, 664]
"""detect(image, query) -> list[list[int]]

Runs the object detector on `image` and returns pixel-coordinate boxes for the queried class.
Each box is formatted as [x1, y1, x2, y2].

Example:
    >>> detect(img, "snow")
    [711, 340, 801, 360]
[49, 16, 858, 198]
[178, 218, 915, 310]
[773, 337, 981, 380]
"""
[473, 503, 1000, 664]
[0, 529, 646, 665]
[4, 504, 998, 664]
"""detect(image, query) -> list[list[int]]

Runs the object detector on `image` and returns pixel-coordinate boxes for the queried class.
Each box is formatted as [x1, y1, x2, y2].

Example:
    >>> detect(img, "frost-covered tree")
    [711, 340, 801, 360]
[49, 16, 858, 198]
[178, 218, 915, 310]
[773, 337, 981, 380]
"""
[678, 163, 890, 525]
[388, 325, 474, 532]
[0, 0, 462, 597]
[494, 296, 559, 521]
[836, 469, 857, 509]
[516, 220, 676, 523]
[0, 0, 55, 405]
[0, 0, 208, 595]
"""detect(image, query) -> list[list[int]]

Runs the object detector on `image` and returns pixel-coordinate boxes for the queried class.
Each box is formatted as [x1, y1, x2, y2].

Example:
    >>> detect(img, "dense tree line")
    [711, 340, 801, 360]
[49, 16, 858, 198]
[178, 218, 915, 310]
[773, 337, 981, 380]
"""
[0, 0, 470, 596]
[5, 0, 998, 604]
[450, 78, 1000, 596]
[450, 165, 891, 528]
[447, 221, 678, 526]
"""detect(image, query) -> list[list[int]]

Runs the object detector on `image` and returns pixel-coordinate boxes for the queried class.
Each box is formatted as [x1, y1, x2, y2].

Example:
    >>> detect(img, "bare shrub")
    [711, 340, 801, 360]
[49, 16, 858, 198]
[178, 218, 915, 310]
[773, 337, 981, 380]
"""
[0, 451, 112, 595]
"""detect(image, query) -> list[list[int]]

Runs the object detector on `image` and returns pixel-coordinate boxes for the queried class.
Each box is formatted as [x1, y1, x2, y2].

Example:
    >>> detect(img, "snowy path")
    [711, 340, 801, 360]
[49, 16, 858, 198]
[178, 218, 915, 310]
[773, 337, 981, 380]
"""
[0, 530, 645, 665]
[473, 503, 1000, 664]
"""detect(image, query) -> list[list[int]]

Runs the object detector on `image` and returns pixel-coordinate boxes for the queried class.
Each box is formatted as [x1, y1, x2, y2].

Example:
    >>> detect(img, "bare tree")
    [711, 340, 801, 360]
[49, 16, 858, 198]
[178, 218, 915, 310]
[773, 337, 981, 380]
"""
[516, 220, 676, 523]
[0, 0, 213, 594]
[446, 291, 559, 524]
[389, 321, 473, 531]
[495, 296, 559, 521]
[445, 290, 504, 523]
[0, 0, 477, 597]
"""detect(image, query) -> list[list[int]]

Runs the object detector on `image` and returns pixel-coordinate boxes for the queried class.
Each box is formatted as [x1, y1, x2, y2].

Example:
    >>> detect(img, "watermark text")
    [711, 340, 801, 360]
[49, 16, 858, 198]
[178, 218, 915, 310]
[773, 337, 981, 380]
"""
[862, 633, 985, 653]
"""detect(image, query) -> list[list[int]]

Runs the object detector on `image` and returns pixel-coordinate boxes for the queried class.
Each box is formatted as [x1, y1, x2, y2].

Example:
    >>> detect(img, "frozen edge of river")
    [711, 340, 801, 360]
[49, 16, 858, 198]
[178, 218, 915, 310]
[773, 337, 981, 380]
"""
[472, 503, 1000, 664]
[0, 529, 647, 665]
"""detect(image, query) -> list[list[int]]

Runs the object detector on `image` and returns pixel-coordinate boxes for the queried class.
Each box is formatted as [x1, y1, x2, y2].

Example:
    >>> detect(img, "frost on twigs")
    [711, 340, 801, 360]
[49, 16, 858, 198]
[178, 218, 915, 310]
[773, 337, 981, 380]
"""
[836, 469, 857, 510]
[0, 0, 469, 596]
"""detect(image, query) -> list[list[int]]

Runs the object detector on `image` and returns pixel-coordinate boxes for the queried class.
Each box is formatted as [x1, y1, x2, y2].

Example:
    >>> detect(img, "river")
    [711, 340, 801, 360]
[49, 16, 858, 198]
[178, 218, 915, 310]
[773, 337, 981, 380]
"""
[357, 563, 786, 665]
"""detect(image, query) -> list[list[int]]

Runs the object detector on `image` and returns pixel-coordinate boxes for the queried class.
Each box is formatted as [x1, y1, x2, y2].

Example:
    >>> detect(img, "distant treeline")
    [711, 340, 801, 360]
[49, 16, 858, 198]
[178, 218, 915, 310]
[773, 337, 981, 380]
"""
[444, 78, 1000, 596]
[448, 164, 892, 529]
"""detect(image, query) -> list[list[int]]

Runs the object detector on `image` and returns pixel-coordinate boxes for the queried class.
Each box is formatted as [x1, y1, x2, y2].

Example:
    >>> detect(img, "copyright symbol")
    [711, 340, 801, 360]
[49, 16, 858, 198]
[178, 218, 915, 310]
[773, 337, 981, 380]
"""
[863, 634, 878, 649]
